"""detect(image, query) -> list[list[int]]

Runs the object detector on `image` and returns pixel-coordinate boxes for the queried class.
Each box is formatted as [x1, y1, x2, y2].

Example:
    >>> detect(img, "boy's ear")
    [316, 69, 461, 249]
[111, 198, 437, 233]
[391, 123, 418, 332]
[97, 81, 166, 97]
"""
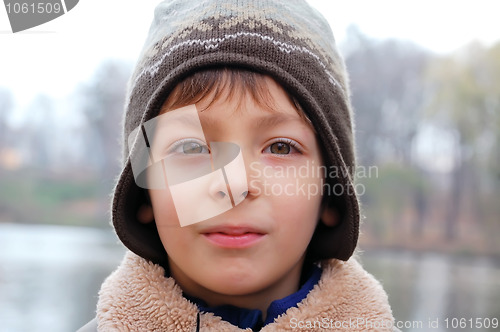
[137, 204, 154, 224]
[320, 206, 339, 227]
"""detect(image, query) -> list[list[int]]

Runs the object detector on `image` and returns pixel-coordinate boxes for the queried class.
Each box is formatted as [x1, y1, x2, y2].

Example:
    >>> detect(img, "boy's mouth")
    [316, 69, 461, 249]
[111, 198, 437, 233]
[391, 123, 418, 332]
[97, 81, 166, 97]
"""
[201, 226, 266, 248]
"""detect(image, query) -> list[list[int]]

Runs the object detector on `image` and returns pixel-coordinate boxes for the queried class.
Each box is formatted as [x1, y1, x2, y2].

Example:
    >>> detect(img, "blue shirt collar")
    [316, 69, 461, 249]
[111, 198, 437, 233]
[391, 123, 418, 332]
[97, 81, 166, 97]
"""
[184, 265, 322, 331]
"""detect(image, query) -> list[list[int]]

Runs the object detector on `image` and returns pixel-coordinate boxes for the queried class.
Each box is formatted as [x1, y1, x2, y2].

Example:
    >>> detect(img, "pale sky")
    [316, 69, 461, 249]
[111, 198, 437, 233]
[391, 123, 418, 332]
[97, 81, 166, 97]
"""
[1, 0, 499, 118]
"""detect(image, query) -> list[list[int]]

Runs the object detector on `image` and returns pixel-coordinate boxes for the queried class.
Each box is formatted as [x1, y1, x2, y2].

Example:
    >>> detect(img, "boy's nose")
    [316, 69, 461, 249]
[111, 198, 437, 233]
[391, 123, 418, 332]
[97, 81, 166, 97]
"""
[208, 141, 249, 207]
[226, 171, 249, 206]
[208, 177, 248, 205]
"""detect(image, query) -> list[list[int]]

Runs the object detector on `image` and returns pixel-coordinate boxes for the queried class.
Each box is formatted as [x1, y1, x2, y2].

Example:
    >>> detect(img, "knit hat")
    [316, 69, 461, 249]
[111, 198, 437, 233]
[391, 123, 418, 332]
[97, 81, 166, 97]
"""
[113, 0, 359, 265]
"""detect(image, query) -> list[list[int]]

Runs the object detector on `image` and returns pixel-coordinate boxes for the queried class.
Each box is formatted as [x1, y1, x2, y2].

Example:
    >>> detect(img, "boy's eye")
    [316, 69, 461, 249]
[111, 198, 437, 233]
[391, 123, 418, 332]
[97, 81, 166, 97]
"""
[264, 139, 301, 155]
[182, 142, 205, 154]
[270, 142, 291, 154]
[168, 139, 209, 155]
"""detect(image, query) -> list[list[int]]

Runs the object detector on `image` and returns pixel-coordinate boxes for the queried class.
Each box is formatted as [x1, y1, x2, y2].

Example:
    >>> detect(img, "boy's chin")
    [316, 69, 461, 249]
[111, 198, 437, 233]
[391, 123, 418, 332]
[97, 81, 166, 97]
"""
[200, 270, 270, 296]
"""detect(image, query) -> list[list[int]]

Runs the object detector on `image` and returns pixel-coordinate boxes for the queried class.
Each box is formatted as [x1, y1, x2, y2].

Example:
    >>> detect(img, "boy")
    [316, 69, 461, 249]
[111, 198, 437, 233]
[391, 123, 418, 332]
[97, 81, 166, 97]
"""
[80, 0, 397, 331]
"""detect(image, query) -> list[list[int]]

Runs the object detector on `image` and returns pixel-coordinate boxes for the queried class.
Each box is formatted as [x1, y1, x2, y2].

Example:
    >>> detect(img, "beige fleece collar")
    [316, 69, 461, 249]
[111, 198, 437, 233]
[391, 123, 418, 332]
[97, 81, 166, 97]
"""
[96, 251, 394, 331]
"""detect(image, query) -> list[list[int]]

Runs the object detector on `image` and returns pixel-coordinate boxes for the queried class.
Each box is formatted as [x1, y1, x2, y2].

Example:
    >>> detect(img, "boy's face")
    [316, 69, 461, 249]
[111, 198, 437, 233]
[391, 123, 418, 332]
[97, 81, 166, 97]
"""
[147, 77, 333, 308]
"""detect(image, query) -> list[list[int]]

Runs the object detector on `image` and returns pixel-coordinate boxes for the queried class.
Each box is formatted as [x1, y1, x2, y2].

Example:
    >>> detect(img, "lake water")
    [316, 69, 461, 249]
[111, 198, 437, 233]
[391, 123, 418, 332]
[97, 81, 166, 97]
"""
[0, 223, 499, 332]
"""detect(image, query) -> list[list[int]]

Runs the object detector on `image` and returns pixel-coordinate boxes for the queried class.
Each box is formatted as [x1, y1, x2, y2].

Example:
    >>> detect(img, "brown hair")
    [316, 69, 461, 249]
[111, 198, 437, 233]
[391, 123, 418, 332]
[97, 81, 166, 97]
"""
[160, 67, 311, 125]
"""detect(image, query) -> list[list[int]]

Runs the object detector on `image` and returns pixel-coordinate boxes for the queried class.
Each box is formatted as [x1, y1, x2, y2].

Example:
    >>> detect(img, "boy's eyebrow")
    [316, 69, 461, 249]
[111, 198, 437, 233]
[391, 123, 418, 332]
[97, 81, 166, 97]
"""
[200, 112, 305, 130]
[253, 113, 305, 129]
[158, 110, 202, 129]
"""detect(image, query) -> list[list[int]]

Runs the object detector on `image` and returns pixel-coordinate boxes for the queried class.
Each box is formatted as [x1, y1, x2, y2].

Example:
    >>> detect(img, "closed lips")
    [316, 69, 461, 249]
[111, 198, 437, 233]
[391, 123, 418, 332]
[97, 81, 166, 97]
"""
[200, 226, 266, 235]
[201, 226, 266, 248]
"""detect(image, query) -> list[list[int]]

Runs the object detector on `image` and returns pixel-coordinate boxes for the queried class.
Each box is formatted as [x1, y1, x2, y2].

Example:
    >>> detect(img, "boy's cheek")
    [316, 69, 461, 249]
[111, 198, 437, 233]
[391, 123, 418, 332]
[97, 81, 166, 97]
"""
[149, 188, 181, 228]
[249, 169, 325, 200]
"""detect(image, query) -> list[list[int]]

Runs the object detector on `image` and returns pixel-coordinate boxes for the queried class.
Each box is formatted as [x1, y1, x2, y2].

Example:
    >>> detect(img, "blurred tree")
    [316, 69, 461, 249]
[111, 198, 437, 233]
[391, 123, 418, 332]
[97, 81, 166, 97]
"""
[0, 88, 14, 151]
[344, 26, 431, 239]
[483, 43, 500, 190]
[344, 26, 430, 167]
[74, 59, 132, 223]
[361, 164, 428, 242]
[23, 94, 56, 169]
[425, 42, 500, 241]
[77, 59, 132, 188]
